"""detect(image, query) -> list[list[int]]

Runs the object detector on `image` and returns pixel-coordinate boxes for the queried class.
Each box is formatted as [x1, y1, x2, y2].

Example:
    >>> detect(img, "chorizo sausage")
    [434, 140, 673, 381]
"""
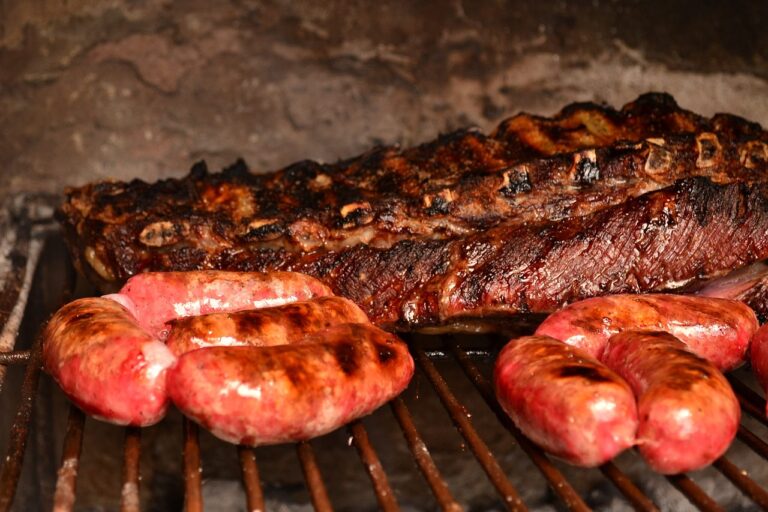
[165, 296, 369, 356]
[42, 297, 176, 426]
[167, 323, 414, 445]
[535, 294, 757, 371]
[493, 335, 638, 467]
[115, 271, 333, 339]
[601, 331, 739, 474]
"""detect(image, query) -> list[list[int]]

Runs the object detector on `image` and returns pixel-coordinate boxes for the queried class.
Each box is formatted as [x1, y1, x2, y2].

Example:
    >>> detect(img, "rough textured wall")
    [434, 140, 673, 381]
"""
[0, 0, 767, 199]
[2, 3, 768, 511]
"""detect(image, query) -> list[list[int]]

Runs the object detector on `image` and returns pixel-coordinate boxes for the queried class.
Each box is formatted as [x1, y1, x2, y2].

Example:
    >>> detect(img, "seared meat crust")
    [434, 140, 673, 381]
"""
[285, 178, 768, 328]
[62, 177, 768, 330]
[58, 93, 768, 294]
[57, 94, 768, 329]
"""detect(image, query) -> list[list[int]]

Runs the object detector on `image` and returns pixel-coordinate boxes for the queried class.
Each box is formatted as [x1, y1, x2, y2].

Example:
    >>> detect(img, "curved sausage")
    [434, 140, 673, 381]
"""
[535, 294, 758, 371]
[602, 331, 739, 474]
[42, 297, 175, 426]
[165, 296, 369, 356]
[115, 271, 333, 339]
[493, 335, 638, 467]
[750, 324, 768, 411]
[167, 323, 414, 445]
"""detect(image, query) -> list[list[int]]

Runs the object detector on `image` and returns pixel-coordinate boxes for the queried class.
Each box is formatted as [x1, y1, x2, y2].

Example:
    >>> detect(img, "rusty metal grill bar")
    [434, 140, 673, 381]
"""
[728, 377, 768, 425]
[598, 462, 660, 512]
[390, 396, 462, 511]
[0, 339, 46, 512]
[5, 345, 764, 512]
[296, 441, 333, 512]
[0, 215, 34, 393]
[183, 418, 203, 512]
[0, 350, 30, 365]
[238, 446, 265, 512]
[0, 214, 75, 512]
[52, 406, 85, 512]
[665, 474, 724, 512]
[121, 428, 142, 512]
[412, 347, 526, 511]
[348, 421, 400, 511]
[737, 425, 768, 460]
[1, 209, 768, 511]
[0, 345, 767, 511]
[712, 457, 768, 509]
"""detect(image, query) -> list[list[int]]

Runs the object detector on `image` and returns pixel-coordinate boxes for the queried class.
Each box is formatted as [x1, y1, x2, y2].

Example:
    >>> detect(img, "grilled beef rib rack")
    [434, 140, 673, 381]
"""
[57, 93, 768, 330]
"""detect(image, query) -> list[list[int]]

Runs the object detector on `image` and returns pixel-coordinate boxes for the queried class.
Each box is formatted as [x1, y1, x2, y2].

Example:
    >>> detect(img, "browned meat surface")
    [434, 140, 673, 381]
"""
[61, 177, 768, 330]
[286, 178, 768, 329]
[58, 93, 768, 290]
[57, 94, 768, 330]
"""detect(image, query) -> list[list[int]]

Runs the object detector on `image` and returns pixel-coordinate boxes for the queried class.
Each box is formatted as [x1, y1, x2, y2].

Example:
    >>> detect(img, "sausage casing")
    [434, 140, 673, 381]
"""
[602, 331, 739, 474]
[42, 297, 176, 426]
[116, 271, 333, 338]
[167, 323, 414, 445]
[494, 335, 638, 467]
[165, 296, 369, 356]
[536, 294, 758, 371]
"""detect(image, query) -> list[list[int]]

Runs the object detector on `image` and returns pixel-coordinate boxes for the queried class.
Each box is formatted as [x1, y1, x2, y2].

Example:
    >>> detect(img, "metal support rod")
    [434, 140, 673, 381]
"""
[183, 419, 203, 512]
[413, 348, 526, 511]
[348, 421, 400, 511]
[238, 446, 265, 512]
[296, 441, 334, 512]
[52, 407, 86, 512]
[389, 397, 462, 512]
[120, 428, 142, 512]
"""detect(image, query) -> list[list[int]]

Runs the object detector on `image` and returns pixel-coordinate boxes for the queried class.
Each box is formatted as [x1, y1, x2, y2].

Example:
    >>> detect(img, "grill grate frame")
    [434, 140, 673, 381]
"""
[1, 202, 768, 511]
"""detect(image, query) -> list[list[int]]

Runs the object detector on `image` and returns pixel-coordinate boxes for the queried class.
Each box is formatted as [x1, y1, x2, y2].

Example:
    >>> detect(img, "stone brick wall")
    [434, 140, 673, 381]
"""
[1, 0, 766, 199]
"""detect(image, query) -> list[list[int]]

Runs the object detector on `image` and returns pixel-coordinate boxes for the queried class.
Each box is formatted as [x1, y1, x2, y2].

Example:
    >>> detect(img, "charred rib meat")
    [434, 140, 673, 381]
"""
[233, 178, 768, 329]
[57, 93, 768, 329]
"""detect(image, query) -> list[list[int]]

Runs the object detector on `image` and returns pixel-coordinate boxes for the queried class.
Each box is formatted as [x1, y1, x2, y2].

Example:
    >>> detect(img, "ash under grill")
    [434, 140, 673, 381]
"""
[1, 197, 768, 511]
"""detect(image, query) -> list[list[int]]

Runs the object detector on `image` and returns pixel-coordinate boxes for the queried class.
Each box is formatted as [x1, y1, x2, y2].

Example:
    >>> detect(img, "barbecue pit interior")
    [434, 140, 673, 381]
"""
[2, 1, 768, 511]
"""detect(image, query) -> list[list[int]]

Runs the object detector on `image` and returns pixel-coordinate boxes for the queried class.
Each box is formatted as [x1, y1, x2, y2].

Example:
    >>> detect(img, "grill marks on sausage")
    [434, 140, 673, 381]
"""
[221, 323, 407, 391]
[558, 364, 614, 383]
[72, 311, 94, 322]
[625, 340, 717, 392]
[601, 329, 739, 473]
[493, 335, 638, 467]
[604, 331, 721, 393]
[281, 324, 406, 385]
[167, 323, 414, 446]
[42, 296, 173, 426]
[165, 296, 370, 355]
[51, 299, 142, 343]
[229, 306, 319, 334]
[331, 342, 360, 376]
[375, 343, 396, 365]
[327, 324, 401, 374]
[282, 354, 313, 389]
[284, 309, 313, 331]
[231, 312, 269, 333]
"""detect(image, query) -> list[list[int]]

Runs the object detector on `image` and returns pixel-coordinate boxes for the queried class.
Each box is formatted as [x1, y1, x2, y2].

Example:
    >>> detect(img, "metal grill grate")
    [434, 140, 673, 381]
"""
[1, 199, 768, 511]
